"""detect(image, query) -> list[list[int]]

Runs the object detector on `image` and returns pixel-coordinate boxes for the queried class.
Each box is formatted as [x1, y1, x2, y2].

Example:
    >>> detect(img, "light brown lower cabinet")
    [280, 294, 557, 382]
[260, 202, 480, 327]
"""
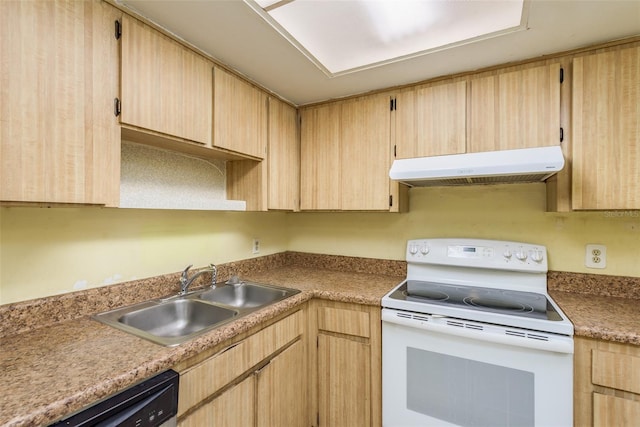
[179, 375, 255, 427]
[575, 336, 640, 427]
[174, 300, 384, 427]
[174, 309, 307, 426]
[310, 300, 382, 427]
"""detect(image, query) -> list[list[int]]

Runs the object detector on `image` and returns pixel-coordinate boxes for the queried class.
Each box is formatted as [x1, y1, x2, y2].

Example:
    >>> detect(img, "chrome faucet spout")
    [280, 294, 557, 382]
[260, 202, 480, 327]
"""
[179, 263, 217, 295]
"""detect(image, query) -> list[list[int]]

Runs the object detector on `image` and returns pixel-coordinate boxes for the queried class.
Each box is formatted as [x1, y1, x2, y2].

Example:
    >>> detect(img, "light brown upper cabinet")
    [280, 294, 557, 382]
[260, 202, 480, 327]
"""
[394, 81, 466, 159]
[300, 102, 342, 210]
[468, 64, 562, 152]
[1, 0, 120, 206]
[267, 98, 300, 210]
[300, 93, 393, 211]
[213, 67, 268, 159]
[120, 15, 213, 146]
[572, 45, 640, 210]
[227, 97, 299, 211]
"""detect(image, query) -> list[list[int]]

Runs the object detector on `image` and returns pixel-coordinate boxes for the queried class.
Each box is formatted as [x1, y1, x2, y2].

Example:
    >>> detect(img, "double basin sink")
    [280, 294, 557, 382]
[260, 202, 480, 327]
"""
[93, 281, 300, 347]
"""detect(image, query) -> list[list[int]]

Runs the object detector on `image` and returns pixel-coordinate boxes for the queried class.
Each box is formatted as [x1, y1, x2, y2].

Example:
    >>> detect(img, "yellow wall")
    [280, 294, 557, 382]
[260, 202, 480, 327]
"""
[2, 183, 639, 304]
[287, 184, 640, 275]
[0, 207, 288, 304]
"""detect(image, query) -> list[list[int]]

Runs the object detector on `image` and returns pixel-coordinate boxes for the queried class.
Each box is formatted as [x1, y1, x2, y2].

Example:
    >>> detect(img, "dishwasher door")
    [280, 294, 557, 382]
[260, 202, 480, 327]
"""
[50, 370, 179, 427]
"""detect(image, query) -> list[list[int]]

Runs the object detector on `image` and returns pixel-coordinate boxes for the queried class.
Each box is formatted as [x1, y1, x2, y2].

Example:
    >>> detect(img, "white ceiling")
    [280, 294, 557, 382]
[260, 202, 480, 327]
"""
[119, 0, 640, 106]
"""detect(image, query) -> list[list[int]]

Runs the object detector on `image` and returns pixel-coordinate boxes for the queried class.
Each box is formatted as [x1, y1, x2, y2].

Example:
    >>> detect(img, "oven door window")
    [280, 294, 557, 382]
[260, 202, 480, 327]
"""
[407, 347, 534, 426]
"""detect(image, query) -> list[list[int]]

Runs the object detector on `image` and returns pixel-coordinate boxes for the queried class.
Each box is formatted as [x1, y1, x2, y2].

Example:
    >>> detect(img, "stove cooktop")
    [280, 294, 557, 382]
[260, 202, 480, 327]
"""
[402, 280, 563, 321]
[383, 280, 573, 335]
[382, 239, 574, 336]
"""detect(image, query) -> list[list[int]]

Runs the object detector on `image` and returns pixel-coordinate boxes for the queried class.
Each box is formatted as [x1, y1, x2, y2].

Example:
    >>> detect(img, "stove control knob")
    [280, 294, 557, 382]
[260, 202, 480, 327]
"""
[420, 245, 430, 255]
[515, 249, 528, 261]
[409, 245, 418, 255]
[503, 250, 512, 259]
[531, 250, 544, 263]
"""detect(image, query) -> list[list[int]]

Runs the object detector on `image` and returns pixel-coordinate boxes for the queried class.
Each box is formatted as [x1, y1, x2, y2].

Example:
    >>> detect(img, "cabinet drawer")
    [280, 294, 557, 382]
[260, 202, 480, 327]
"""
[592, 349, 640, 394]
[593, 393, 640, 427]
[178, 310, 303, 415]
[318, 307, 370, 338]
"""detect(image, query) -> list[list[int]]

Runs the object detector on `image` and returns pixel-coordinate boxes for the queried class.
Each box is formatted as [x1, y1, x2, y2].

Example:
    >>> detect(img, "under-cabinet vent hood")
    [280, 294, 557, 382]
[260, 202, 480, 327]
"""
[389, 146, 565, 187]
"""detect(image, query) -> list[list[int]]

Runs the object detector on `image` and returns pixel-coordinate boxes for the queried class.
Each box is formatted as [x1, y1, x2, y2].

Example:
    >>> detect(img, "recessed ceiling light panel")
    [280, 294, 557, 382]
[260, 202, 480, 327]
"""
[245, 0, 528, 77]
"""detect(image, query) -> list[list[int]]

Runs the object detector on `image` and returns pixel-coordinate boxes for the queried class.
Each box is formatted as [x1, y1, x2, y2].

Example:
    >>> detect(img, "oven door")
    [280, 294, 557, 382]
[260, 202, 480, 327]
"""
[382, 308, 573, 427]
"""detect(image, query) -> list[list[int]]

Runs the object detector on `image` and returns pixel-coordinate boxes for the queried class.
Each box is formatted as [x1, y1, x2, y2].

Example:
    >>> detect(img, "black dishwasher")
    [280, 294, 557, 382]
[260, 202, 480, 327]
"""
[50, 370, 179, 427]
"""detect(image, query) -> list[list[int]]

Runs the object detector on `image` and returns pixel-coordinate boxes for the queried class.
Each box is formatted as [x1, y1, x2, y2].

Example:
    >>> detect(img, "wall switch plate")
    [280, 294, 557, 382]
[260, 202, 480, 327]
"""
[252, 238, 260, 254]
[585, 244, 606, 269]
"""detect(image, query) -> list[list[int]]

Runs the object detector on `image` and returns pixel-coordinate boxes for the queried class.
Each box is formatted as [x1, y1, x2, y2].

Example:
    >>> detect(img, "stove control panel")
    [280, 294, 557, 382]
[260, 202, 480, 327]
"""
[406, 238, 548, 272]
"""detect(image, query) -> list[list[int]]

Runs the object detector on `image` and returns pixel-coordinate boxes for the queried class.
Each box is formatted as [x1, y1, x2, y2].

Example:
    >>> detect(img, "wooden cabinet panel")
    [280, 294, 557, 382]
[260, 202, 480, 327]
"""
[300, 103, 341, 210]
[572, 46, 640, 210]
[318, 334, 371, 427]
[267, 98, 300, 210]
[593, 349, 640, 394]
[318, 307, 370, 338]
[1, 0, 120, 205]
[177, 310, 303, 416]
[226, 97, 299, 211]
[395, 81, 466, 159]
[469, 64, 561, 152]
[575, 337, 640, 427]
[311, 301, 382, 427]
[213, 67, 267, 158]
[593, 393, 640, 427]
[341, 94, 391, 210]
[179, 375, 255, 427]
[121, 15, 212, 145]
[256, 340, 307, 427]
[300, 94, 393, 211]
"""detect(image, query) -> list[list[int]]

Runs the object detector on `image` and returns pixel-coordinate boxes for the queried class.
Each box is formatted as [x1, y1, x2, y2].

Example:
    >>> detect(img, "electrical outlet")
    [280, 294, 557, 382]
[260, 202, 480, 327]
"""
[252, 238, 260, 254]
[585, 244, 606, 269]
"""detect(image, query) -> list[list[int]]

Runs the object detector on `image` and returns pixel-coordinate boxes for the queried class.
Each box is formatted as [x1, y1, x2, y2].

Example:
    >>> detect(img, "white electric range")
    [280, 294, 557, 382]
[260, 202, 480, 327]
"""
[381, 238, 574, 427]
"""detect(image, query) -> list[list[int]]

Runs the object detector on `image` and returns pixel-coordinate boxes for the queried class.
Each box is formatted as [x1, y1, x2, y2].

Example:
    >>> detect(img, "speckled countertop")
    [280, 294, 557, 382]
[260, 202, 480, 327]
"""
[548, 271, 640, 346]
[550, 291, 640, 345]
[0, 258, 404, 427]
[1, 254, 638, 427]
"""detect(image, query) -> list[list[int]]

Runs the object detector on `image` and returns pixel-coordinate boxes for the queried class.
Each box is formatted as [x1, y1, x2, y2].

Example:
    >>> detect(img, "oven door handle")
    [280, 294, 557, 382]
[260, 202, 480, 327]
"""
[382, 309, 574, 354]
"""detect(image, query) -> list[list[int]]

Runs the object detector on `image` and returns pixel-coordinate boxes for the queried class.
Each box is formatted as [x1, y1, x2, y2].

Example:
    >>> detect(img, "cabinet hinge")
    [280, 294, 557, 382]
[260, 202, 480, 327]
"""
[114, 98, 121, 117]
[560, 127, 564, 142]
[114, 19, 121, 40]
[389, 195, 393, 207]
[560, 67, 564, 84]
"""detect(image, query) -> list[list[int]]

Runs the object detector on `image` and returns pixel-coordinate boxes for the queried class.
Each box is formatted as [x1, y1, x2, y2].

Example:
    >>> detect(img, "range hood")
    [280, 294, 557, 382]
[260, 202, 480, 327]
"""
[389, 146, 565, 187]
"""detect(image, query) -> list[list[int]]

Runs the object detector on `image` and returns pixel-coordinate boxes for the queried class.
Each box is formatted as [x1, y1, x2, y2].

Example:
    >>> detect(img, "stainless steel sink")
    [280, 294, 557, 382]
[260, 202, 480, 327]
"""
[118, 299, 237, 338]
[93, 281, 299, 347]
[198, 282, 290, 308]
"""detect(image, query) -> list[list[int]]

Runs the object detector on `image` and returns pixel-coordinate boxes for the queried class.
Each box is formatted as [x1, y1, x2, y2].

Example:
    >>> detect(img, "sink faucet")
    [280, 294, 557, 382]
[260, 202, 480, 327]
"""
[179, 263, 217, 295]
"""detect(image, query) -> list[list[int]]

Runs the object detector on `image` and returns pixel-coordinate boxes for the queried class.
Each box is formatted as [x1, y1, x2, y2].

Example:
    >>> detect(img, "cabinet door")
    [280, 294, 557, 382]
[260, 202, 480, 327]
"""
[318, 334, 371, 427]
[593, 393, 640, 427]
[213, 67, 267, 158]
[256, 340, 306, 427]
[468, 64, 561, 152]
[121, 15, 212, 145]
[572, 46, 640, 210]
[300, 103, 341, 210]
[341, 94, 392, 211]
[1, 0, 120, 205]
[267, 98, 299, 210]
[178, 375, 255, 427]
[395, 81, 466, 159]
